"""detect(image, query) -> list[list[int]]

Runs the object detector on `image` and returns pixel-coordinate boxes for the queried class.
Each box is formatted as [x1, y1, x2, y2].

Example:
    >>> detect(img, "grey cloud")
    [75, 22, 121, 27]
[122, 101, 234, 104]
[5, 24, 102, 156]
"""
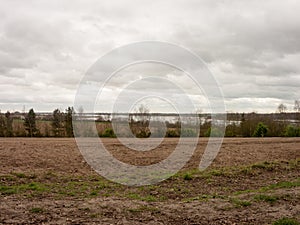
[0, 0, 299, 112]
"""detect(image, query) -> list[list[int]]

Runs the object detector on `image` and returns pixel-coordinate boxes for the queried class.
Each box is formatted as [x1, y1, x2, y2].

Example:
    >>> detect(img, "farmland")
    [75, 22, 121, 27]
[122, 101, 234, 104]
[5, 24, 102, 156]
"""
[0, 138, 299, 224]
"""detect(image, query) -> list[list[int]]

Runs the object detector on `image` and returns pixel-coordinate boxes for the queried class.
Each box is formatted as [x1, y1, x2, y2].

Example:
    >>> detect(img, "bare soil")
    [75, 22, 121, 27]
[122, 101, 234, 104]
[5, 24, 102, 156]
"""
[0, 138, 299, 224]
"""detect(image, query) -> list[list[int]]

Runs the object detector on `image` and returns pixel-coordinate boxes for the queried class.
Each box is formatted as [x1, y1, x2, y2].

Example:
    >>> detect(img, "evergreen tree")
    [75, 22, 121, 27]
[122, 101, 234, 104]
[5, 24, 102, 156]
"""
[284, 125, 300, 137]
[5, 111, 13, 137]
[65, 107, 74, 137]
[24, 108, 39, 137]
[253, 122, 268, 137]
[0, 113, 5, 137]
[52, 109, 64, 137]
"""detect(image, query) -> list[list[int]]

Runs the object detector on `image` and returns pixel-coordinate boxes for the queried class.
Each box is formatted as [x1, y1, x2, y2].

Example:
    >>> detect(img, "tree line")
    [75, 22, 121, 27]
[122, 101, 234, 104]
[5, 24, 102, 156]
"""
[0, 107, 74, 137]
[0, 108, 299, 138]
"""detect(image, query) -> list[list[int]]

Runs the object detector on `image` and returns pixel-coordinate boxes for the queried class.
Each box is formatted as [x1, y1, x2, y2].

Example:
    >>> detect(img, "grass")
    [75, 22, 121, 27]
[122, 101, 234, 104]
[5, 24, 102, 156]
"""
[183, 173, 193, 180]
[29, 207, 44, 213]
[233, 179, 300, 196]
[254, 194, 278, 204]
[9, 172, 37, 179]
[183, 193, 227, 202]
[184, 194, 252, 208]
[0, 160, 298, 225]
[127, 205, 160, 213]
[251, 161, 276, 170]
[0, 182, 47, 195]
[261, 179, 300, 191]
[0, 173, 117, 198]
[273, 217, 299, 225]
[126, 193, 158, 202]
[230, 198, 252, 207]
[12, 172, 27, 178]
[0, 158, 298, 203]
[90, 191, 98, 196]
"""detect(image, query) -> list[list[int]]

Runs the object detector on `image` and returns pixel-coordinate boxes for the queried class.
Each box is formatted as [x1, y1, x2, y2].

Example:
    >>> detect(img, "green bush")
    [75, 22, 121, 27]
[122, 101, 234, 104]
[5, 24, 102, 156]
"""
[253, 122, 268, 137]
[284, 125, 300, 137]
[181, 128, 197, 137]
[204, 127, 223, 137]
[165, 129, 180, 137]
[150, 129, 165, 138]
[135, 130, 151, 138]
[100, 128, 116, 138]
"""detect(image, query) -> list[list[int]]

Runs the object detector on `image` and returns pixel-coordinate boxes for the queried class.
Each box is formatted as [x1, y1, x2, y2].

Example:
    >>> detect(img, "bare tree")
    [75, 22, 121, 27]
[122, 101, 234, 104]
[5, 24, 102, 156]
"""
[294, 100, 300, 112]
[131, 104, 151, 138]
[277, 103, 287, 113]
[78, 106, 84, 118]
[135, 104, 150, 124]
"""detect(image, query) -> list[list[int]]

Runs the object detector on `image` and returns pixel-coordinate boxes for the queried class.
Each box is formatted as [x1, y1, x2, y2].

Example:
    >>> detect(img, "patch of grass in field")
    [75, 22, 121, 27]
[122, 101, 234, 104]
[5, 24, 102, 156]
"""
[170, 158, 300, 190]
[127, 205, 160, 213]
[178, 158, 299, 181]
[233, 189, 255, 195]
[287, 159, 300, 170]
[273, 217, 299, 225]
[126, 193, 158, 202]
[183, 173, 193, 180]
[254, 194, 278, 204]
[173, 168, 199, 178]
[89, 191, 98, 196]
[29, 207, 44, 213]
[0, 174, 16, 182]
[240, 162, 277, 175]
[0, 172, 118, 198]
[89, 213, 101, 218]
[78, 207, 91, 212]
[43, 171, 58, 180]
[0, 182, 47, 195]
[52, 179, 114, 198]
[260, 179, 300, 192]
[251, 161, 276, 170]
[1, 158, 298, 201]
[229, 198, 252, 207]
[207, 169, 226, 177]
[39, 173, 121, 197]
[233, 179, 300, 196]
[183, 193, 227, 202]
[240, 159, 299, 176]
[12, 172, 27, 178]
[4, 172, 37, 180]
[184, 194, 252, 207]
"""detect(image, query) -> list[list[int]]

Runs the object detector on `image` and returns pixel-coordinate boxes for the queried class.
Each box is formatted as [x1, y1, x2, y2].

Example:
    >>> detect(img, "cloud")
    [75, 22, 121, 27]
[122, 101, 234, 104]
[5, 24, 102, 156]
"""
[0, 0, 299, 112]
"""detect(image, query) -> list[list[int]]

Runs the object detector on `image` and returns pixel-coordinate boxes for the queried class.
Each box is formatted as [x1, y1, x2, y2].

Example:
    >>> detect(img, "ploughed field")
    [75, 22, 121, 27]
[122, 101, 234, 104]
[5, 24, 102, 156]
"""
[0, 138, 299, 224]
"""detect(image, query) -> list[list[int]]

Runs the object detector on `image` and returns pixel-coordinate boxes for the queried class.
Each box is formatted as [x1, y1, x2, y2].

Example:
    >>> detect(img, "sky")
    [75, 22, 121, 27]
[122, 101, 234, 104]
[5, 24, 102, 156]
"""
[0, 0, 300, 113]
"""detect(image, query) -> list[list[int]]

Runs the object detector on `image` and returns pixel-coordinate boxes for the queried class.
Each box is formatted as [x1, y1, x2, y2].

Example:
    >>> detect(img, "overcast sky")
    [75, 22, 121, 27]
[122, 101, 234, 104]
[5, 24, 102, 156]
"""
[0, 0, 300, 113]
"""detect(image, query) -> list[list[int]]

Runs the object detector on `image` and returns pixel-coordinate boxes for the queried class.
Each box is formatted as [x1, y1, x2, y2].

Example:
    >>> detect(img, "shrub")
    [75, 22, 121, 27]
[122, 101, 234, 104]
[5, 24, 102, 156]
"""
[284, 125, 300, 137]
[135, 130, 151, 138]
[253, 122, 268, 137]
[181, 128, 197, 137]
[165, 129, 179, 137]
[205, 127, 223, 137]
[150, 129, 165, 138]
[100, 128, 116, 138]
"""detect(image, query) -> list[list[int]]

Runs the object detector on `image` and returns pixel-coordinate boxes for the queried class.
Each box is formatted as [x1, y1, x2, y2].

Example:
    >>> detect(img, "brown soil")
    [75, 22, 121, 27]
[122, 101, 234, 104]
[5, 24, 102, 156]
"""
[0, 137, 299, 224]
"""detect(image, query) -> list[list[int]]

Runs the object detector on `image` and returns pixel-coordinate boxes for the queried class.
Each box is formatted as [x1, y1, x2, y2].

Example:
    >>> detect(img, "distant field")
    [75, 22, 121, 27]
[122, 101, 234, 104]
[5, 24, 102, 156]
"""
[0, 138, 299, 224]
